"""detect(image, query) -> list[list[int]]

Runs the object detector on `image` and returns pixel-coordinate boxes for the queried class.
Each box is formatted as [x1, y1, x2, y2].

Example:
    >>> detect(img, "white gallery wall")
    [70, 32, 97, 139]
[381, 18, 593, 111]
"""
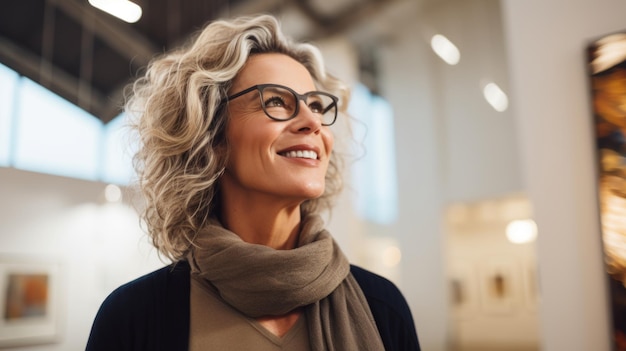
[373, 0, 626, 349]
[501, 0, 626, 350]
[377, 1, 522, 349]
[0, 168, 164, 350]
[445, 194, 539, 350]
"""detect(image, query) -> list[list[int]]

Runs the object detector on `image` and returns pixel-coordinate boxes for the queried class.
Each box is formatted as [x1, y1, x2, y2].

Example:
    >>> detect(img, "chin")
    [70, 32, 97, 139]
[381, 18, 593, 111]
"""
[300, 184, 325, 200]
[299, 191, 324, 201]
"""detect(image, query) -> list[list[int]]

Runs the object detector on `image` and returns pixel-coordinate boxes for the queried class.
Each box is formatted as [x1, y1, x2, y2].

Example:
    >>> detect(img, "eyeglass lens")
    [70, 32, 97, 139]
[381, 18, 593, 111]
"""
[259, 85, 336, 125]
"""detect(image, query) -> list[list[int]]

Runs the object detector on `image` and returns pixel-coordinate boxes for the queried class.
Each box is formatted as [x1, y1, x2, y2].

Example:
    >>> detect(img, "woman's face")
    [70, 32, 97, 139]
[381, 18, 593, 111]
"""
[221, 53, 334, 205]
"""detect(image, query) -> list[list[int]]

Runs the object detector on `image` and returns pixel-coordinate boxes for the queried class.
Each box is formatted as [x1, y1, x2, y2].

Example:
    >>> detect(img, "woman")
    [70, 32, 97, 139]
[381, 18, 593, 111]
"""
[86, 14, 420, 351]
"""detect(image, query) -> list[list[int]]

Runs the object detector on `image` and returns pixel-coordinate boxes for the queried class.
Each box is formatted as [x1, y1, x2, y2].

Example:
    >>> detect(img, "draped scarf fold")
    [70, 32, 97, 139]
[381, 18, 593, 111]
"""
[188, 213, 385, 351]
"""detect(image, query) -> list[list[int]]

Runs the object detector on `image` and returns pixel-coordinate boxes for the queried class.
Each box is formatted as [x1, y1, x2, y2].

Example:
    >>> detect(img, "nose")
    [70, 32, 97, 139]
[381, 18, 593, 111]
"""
[292, 100, 322, 133]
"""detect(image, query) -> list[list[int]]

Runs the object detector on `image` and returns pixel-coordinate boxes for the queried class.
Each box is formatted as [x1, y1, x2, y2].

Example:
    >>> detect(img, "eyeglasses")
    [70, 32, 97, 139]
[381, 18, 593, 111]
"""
[223, 83, 339, 126]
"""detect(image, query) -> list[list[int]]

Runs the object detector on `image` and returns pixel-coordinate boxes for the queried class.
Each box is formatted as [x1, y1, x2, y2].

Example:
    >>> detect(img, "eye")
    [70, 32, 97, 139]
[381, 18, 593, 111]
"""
[308, 100, 324, 114]
[264, 96, 287, 108]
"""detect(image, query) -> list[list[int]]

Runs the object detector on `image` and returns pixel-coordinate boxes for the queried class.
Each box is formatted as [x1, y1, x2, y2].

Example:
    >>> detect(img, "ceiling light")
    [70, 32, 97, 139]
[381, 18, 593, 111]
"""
[88, 0, 142, 23]
[430, 34, 460, 65]
[104, 184, 122, 203]
[505, 219, 537, 244]
[483, 82, 509, 112]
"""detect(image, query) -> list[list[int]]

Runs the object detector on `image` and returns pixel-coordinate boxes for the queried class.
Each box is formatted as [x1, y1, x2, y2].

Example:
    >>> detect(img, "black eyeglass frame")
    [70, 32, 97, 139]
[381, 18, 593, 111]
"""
[222, 83, 339, 126]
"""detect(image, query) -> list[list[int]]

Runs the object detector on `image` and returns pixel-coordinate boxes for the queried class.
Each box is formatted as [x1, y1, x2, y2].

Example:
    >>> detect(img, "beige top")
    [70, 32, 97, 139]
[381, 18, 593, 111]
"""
[189, 274, 311, 351]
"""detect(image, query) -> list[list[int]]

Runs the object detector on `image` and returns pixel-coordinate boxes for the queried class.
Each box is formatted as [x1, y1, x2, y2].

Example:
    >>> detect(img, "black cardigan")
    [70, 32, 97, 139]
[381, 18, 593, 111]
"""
[86, 261, 420, 351]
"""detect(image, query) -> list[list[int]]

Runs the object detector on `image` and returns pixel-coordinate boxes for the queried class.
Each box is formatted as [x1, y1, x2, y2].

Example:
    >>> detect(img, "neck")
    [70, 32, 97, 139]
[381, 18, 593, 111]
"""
[219, 195, 302, 250]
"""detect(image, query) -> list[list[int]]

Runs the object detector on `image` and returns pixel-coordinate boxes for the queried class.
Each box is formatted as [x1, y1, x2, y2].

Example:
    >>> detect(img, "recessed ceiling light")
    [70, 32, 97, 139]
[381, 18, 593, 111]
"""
[88, 0, 142, 23]
[430, 34, 460, 65]
[483, 82, 509, 112]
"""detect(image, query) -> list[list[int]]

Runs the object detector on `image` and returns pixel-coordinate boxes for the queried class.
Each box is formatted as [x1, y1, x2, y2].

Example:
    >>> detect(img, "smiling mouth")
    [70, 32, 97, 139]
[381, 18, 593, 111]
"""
[279, 150, 319, 160]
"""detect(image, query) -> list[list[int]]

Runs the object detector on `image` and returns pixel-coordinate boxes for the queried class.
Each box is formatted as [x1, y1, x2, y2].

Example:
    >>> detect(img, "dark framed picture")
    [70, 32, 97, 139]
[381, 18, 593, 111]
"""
[477, 258, 519, 315]
[448, 262, 479, 319]
[0, 256, 62, 347]
[588, 31, 626, 351]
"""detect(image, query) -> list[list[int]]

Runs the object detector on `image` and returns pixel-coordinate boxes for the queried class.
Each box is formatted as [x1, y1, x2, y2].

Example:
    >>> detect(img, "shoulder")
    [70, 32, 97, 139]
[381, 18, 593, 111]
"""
[350, 265, 403, 302]
[98, 262, 189, 312]
[86, 262, 191, 351]
[350, 265, 421, 351]
[350, 265, 412, 321]
[109, 261, 190, 300]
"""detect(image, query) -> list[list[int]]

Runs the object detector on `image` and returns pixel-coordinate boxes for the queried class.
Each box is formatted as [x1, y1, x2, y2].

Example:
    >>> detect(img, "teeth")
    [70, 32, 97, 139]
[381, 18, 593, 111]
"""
[282, 150, 318, 160]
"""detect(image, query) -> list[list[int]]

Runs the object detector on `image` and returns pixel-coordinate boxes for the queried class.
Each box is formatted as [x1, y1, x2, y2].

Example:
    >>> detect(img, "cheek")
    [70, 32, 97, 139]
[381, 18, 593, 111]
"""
[324, 130, 335, 154]
[224, 126, 250, 169]
[322, 132, 334, 176]
[225, 122, 280, 165]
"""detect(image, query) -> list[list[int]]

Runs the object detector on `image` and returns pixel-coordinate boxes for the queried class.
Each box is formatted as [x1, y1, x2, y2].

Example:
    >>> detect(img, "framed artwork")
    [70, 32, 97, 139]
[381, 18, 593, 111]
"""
[588, 32, 626, 351]
[448, 262, 479, 319]
[0, 256, 62, 347]
[477, 259, 519, 315]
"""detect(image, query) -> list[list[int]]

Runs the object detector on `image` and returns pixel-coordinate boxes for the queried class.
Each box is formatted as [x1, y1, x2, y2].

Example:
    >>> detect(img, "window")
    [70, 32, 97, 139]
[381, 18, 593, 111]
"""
[349, 83, 398, 224]
[101, 113, 136, 185]
[0, 63, 18, 167]
[1, 63, 135, 184]
[13, 78, 102, 180]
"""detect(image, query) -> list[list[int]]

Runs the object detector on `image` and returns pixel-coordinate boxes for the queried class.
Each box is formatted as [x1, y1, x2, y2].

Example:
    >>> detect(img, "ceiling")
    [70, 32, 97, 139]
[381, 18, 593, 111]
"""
[0, 0, 420, 124]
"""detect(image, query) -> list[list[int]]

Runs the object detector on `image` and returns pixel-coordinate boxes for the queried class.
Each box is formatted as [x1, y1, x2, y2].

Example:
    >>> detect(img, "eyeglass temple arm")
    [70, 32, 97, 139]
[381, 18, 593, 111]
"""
[322, 101, 337, 115]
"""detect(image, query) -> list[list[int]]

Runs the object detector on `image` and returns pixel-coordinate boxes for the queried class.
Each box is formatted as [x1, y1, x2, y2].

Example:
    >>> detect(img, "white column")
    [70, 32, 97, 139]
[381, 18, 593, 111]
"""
[380, 20, 450, 350]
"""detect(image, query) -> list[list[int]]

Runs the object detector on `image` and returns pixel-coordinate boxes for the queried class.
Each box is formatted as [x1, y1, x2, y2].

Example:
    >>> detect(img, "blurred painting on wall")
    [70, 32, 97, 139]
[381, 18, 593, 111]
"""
[588, 31, 626, 351]
[0, 257, 61, 347]
[478, 259, 518, 315]
[5, 273, 49, 320]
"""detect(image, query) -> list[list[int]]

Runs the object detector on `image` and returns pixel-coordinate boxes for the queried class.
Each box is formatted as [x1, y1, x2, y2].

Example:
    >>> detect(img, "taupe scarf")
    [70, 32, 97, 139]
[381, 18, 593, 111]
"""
[188, 213, 385, 351]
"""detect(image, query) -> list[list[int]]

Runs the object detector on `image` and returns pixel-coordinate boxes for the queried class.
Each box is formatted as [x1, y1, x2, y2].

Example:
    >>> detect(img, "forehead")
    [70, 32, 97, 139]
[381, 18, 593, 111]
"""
[230, 53, 317, 93]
